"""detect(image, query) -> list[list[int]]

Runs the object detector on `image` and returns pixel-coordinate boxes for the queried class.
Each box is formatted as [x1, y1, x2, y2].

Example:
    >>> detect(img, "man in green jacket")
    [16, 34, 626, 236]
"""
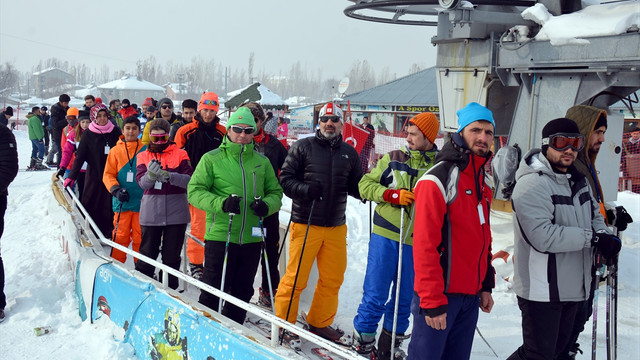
[27, 107, 48, 170]
[187, 106, 283, 324]
[352, 112, 440, 359]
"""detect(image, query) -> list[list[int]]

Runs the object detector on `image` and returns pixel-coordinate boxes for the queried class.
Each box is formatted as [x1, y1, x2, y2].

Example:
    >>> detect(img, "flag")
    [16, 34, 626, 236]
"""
[343, 122, 371, 155]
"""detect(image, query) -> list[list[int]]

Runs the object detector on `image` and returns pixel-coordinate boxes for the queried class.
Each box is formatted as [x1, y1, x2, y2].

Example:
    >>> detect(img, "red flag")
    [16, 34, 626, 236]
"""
[343, 122, 371, 155]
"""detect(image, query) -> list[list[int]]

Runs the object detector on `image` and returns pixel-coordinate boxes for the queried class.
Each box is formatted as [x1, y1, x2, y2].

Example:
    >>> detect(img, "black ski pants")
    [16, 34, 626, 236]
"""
[0, 193, 6, 309]
[199, 240, 262, 325]
[259, 212, 280, 293]
[135, 224, 187, 290]
[507, 296, 580, 360]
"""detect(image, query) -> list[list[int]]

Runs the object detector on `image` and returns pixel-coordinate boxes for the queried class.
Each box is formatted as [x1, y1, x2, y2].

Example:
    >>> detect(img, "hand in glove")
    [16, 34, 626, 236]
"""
[383, 189, 415, 206]
[606, 206, 633, 232]
[222, 194, 241, 214]
[112, 187, 129, 202]
[250, 199, 269, 217]
[158, 170, 171, 183]
[592, 232, 622, 260]
[63, 178, 75, 188]
[146, 159, 162, 181]
[306, 182, 323, 200]
[56, 167, 66, 179]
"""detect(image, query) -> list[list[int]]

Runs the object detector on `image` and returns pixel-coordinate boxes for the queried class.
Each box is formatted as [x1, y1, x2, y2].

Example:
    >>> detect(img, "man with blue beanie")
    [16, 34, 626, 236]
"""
[409, 102, 496, 359]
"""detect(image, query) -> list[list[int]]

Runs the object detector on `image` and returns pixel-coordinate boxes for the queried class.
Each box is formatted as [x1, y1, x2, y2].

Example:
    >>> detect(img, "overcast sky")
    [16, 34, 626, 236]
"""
[0, 0, 437, 82]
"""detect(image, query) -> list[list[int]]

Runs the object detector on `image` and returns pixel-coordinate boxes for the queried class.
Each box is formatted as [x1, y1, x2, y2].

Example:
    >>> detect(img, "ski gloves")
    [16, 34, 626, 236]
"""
[606, 206, 634, 232]
[56, 167, 66, 179]
[250, 199, 269, 217]
[146, 159, 170, 183]
[592, 232, 622, 260]
[383, 189, 415, 206]
[306, 182, 323, 200]
[111, 187, 129, 203]
[222, 194, 241, 214]
[63, 178, 75, 188]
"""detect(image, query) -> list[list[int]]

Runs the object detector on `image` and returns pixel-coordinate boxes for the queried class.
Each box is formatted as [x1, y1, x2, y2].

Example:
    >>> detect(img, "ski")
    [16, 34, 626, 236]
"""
[310, 347, 336, 360]
[297, 311, 352, 348]
[244, 316, 303, 353]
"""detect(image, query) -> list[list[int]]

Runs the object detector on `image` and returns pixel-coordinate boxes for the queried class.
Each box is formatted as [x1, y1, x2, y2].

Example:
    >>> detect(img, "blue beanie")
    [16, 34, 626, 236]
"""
[456, 102, 495, 133]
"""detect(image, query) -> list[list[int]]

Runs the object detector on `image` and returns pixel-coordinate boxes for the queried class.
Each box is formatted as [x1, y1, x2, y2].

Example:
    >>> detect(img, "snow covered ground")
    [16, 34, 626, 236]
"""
[1, 128, 639, 359]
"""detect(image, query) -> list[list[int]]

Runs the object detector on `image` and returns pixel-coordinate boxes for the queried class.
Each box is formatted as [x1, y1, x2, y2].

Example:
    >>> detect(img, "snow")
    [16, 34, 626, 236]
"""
[522, 1, 640, 45]
[1, 128, 639, 359]
[225, 83, 285, 106]
[98, 76, 164, 91]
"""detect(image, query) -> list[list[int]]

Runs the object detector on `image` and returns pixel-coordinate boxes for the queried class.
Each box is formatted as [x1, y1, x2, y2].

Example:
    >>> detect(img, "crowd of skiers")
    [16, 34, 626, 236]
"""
[0, 94, 634, 360]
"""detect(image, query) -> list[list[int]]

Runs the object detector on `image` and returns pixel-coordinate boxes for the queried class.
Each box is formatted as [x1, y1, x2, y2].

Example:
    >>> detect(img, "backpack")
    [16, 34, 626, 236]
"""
[492, 143, 522, 199]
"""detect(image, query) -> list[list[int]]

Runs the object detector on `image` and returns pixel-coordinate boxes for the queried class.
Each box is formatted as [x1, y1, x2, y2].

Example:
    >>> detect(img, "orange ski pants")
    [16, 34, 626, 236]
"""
[110, 211, 141, 263]
[275, 222, 347, 328]
[187, 204, 206, 265]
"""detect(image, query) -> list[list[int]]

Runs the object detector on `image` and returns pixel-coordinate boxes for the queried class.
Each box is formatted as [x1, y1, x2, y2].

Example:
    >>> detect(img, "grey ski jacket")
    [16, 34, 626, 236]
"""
[511, 149, 609, 302]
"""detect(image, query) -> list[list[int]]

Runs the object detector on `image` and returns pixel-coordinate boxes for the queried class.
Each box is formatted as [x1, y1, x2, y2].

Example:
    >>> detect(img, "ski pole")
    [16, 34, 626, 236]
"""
[110, 201, 124, 258]
[280, 199, 315, 346]
[219, 195, 237, 313]
[253, 173, 276, 313]
[592, 251, 602, 360]
[390, 206, 405, 360]
[476, 326, 498, 357]
[277, 215, 292, 262]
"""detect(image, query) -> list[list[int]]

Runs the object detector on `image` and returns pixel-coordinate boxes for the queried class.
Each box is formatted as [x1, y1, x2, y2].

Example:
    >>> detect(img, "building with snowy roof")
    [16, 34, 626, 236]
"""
[338, 67, 438, 136]
[223, 82, 286, 112]
[32, 67, 76, 99]
[98, 75, 165, 105]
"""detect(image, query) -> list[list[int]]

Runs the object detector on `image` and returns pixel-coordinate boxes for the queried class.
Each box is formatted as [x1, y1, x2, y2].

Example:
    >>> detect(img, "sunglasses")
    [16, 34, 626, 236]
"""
[320, 116, 340, 123]
[230, 125, 255, 135]
[542, 133, 585, 152]
[150, 133, 169, 144]
[67, 116, 77, 120]
[202, 99, 218, 106]
[161, 105, 173, 109]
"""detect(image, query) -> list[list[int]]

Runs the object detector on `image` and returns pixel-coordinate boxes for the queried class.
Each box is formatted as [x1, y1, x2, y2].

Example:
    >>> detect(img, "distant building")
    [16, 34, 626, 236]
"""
[32, 67, 76, 98]
[98, 75, 165, 105]
[165, 82, 191, 101]
[224, 82, 286, 116]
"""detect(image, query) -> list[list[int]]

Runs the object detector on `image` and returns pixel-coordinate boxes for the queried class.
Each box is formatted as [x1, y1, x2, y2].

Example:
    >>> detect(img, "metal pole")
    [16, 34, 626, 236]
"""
[390, 206, 405, 360]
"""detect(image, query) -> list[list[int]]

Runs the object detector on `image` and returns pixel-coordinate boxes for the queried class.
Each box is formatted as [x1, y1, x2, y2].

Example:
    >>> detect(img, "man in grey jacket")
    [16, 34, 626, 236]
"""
[507, 118, 621, 360]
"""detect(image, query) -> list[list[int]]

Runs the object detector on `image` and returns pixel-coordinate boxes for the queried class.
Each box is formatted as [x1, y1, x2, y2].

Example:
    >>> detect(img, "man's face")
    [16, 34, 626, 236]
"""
[111, 101, 121, 111]
[406, 124, 432, 151]
[589, 126, 606, 156]
[160, 103, 173, 118]
[85, 99, 95, 108]
[182, 108, 196, 122]
[145, 110, 157, 119]
[122, 123, 140, 142]
[363, 117, 370, 125]
[631, 130, 640, 141]
[228, 123, 254, 144]
[61, 101, 69, 108]
[460, 120, 494, 156]
[200, 109, 216, 123]
[141, 105, 148, 113]
[546, 144, 578, 172]
[319, 115, 342, 139]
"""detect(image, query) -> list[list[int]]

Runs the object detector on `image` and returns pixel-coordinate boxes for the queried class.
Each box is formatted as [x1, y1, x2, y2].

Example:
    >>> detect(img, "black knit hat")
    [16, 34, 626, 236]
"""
[78, 110, 90, 121]
[594, 113, 607, 129]
[542, 118, 580, 138]
[4, 106, 13, 116]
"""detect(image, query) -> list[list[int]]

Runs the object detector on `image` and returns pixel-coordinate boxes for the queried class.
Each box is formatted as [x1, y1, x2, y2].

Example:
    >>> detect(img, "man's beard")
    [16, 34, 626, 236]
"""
[321, 129, 338, 139]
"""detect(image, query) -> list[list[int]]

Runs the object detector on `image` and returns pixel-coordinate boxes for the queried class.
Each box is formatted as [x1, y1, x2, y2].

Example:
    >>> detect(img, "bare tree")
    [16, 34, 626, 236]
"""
[136, 56, 157, 83]
[0, 62, 19, 96]
[248, 52, 255, 84]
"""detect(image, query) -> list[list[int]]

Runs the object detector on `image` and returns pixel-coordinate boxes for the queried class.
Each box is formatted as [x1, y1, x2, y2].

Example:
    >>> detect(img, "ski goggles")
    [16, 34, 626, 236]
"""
[230, 125, 255, 135]
[201, 99, 218, 106]
[320, 116, 340, 123]
[150, 133, 169, 144]
[542, 133, 585, 151]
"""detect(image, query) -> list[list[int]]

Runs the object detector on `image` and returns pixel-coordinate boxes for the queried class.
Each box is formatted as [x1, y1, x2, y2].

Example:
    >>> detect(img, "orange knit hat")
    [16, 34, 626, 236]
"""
[409, 112, 440, 143]
[66, 107, 79, 117]
[198, 92, 220, 112]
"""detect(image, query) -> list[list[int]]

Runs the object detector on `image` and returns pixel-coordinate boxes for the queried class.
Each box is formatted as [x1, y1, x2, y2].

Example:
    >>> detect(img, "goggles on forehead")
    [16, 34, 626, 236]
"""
[230, 125, 255, 135]
[542, 133, 585, 152]
[150, 133, 169, 144]
[320, 116, 340, 123]
[202, 99, 218, 106]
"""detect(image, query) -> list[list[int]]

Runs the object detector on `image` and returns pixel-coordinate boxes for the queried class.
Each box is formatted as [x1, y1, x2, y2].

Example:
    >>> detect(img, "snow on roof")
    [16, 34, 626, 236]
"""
[32, 67, 72, 76]
[522, 1, 640, 45]
[255, 83, 284, 105]
[98, 75, 164, 91]
[74, 86, 101, 98]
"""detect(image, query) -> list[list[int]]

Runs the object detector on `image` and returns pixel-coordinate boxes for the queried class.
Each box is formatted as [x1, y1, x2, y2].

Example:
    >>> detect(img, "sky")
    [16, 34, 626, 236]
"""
[0, 0, 438, 80]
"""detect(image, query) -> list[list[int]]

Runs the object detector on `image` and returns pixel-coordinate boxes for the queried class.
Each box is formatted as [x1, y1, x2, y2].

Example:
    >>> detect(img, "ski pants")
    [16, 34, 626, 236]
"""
[563, 265, 599, 355]
[110, 211, 141, 264]
[30, 139, 45, 159]
[407, 293, 479, 360]
[275, 223, 347, 328]
[0, 193, 7, 309]
[47, 137, 60, 164]
[135, 224, 187, 290]
[353, 233, 414, 335]
[506, 296, 580, 360]
[186, 204, 205, 265]
[259, 211, 280, 293]
[199, 240, 262, 325]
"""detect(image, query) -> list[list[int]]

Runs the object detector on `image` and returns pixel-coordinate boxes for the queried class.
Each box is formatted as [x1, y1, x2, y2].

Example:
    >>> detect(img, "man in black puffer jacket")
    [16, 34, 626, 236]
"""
[275, 102, 362, 342]
[0, 124, 19, 321]
[47, 94, 70, 167]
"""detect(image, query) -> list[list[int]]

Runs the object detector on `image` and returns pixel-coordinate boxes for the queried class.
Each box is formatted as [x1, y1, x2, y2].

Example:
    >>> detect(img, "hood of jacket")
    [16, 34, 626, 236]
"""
[516, 148, 586, 186]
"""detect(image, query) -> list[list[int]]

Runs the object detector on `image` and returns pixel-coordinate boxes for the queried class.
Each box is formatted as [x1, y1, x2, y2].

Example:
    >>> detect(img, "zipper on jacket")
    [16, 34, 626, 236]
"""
[239, 144, 247, 245]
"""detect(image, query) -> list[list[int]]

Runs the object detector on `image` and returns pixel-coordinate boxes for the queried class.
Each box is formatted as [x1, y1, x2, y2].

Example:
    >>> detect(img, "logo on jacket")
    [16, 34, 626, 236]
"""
[342, 154, 349, 159]
[465, 189, 472, 195]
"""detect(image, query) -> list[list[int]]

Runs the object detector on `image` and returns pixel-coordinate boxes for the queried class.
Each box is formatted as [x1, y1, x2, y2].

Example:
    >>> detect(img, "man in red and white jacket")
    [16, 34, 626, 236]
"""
[409, 102, 496, 360]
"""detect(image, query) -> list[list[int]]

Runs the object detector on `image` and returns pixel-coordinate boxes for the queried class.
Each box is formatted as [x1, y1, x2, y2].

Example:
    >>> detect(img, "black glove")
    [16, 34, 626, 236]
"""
[222, 194, 241, 214]
[592, 233, 622, 259]
[112, 187, 129, 202]
[306, 182, 323, 200]
[56, 167, 66, 178]
[250, 199, 269, 217]
[610, 206, 633, 232]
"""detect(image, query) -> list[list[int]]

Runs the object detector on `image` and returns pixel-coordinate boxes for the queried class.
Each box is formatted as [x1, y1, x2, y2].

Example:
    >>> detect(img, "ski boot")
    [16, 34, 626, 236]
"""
[35, 158, 50, 170]
[258, 287, 273, 309]
[351, 330, 376, 357]
[373, 328, 409, 360]
[27, 157, 37, 171]
[279, 328, 302, 351]
[306, 323, 351, 346]
[189, 263, 204, 280]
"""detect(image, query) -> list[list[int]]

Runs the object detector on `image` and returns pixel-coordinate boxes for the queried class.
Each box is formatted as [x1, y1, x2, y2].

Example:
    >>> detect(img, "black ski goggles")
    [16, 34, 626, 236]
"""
[320, 116, 340, 123]
[230, 125, 255, 135]
[542, 133, 585, 152]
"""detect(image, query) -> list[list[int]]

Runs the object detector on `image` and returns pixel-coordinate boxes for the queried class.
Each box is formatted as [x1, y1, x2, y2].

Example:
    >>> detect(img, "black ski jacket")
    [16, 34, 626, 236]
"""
[280, 131, 362, 227]
[0, 125, 19, 196]
[50, 102, 69, 142]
